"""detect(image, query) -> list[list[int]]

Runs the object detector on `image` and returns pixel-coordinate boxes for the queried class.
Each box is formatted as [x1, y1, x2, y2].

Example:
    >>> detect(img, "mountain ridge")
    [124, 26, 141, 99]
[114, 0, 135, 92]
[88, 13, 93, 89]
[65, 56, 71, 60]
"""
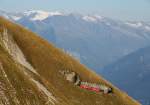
[1, 10, 150, 72]
[101, 46, 150, 105]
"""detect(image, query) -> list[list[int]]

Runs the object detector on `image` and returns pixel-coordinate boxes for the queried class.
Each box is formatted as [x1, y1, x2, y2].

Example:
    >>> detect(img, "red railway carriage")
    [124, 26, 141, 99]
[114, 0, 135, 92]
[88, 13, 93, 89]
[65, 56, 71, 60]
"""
[80, 83, 100, 92]
[79, 82, 112, 93]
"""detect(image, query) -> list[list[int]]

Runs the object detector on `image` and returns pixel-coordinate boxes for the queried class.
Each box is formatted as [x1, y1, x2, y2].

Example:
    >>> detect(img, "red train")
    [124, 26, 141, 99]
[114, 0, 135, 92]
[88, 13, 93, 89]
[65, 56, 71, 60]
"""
[79, 82, 112, 94]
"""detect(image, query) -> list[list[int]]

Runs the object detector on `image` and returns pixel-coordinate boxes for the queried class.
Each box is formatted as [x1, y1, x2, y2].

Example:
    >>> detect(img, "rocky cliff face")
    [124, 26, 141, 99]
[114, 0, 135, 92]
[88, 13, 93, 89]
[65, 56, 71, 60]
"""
[0, 17, 140, 105]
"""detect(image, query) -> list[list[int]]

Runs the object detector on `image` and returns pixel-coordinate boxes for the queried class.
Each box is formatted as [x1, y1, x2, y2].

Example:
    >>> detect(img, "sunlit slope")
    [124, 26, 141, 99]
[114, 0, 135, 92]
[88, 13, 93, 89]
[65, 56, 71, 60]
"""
[0, 17, 140, 105]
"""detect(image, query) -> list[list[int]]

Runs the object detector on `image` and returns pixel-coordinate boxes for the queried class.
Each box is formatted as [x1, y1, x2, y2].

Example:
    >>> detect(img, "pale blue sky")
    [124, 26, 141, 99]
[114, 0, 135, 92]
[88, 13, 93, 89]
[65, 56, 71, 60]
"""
[0, 0, 150, 21]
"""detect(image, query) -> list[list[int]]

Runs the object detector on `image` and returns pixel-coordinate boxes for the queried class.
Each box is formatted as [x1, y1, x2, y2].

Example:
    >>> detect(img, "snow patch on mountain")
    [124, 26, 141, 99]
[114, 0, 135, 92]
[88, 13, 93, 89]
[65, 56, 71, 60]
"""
[95, 15, 104, 20]
[125, 22, 143, 28]
[49, 11, 64, 16]
[82, 15, 104, 23]
[82, 15, 102, 22]
[23, 10, 64, 21]
[23, 10, 50, 21]
[82, 16, 97, 22]
[11, 16, 21, 21]
[145, 26, 150, 31]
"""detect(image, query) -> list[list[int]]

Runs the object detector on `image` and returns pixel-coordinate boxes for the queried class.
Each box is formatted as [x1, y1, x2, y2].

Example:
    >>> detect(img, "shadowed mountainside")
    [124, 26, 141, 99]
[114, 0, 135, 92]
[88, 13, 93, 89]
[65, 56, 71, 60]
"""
[102, 46, 150, 105]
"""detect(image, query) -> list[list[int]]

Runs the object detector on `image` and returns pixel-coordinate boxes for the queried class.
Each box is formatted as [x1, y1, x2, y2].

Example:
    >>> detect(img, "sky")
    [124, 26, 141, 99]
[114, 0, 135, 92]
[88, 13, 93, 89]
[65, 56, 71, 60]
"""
[0, 0, 150, 21]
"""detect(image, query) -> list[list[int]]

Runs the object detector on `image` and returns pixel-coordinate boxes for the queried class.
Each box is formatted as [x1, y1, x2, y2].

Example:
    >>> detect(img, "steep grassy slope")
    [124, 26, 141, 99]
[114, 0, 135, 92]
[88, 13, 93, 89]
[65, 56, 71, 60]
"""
[0, 17, 140, 105]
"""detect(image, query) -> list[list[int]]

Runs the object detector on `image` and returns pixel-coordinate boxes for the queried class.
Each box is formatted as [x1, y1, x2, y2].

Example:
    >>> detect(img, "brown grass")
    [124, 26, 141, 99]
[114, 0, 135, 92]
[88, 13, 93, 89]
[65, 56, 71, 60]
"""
[0, 16, 140, 105]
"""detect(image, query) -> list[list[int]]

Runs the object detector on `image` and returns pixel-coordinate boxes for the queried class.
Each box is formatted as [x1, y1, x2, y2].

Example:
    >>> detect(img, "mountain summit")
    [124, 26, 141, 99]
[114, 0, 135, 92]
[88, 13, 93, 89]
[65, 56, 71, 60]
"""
[0, 17, 140, 105]
[23, 10, 64, 21]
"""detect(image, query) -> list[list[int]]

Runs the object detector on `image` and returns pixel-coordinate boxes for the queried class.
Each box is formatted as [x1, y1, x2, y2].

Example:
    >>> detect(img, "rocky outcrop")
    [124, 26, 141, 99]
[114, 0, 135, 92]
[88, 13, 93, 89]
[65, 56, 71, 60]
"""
[60, 70, 81, 85]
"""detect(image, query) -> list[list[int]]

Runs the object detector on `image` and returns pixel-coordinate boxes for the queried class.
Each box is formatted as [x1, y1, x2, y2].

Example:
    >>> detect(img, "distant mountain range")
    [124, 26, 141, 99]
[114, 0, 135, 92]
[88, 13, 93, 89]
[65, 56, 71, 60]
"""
[1, 10, 150, 72]
[102, 46, 150, 105]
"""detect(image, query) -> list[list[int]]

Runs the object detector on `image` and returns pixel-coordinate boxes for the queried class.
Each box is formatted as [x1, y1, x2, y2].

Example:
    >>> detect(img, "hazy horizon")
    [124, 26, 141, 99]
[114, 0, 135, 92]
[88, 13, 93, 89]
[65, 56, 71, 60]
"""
[0, 0, 150, 21]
